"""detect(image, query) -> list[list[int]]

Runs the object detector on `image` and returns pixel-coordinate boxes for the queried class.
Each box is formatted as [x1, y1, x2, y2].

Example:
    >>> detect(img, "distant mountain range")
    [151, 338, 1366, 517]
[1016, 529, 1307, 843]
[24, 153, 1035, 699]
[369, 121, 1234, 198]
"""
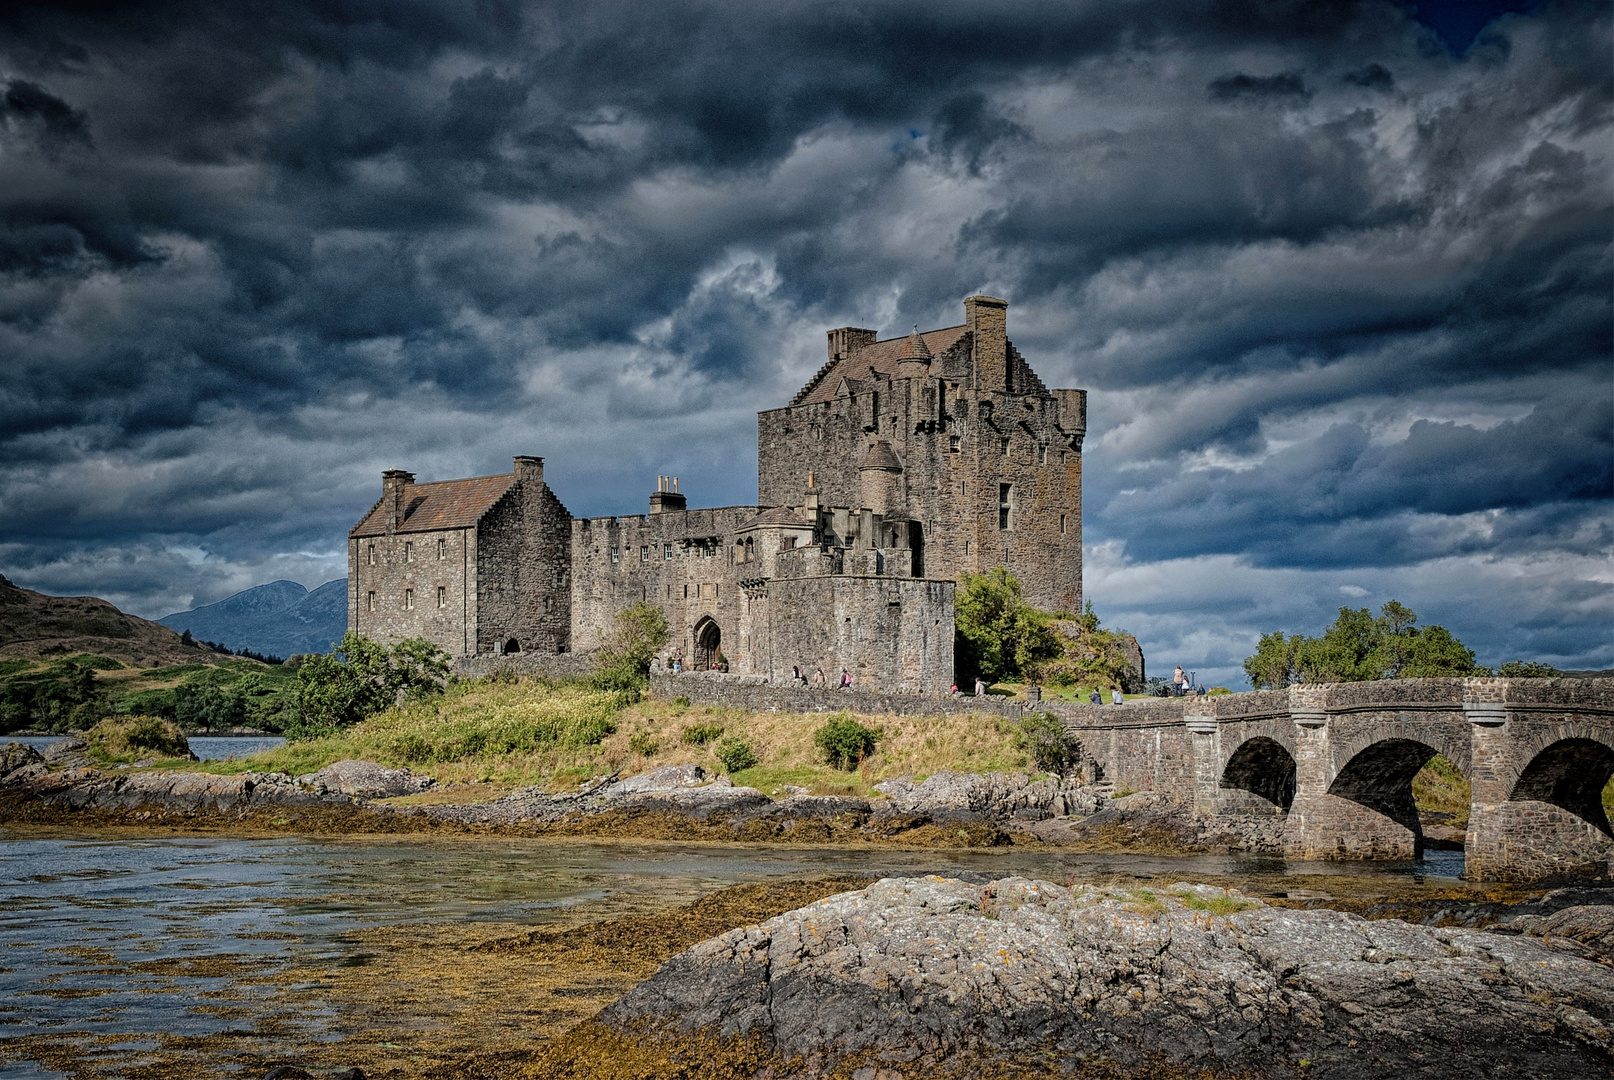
[159, 579, 347, 658]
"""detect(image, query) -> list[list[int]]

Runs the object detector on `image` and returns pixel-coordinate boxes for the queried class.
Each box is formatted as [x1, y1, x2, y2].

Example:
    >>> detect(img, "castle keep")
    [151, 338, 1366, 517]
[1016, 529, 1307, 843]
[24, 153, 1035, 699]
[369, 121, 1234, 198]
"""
[348, 296, 1086, 693]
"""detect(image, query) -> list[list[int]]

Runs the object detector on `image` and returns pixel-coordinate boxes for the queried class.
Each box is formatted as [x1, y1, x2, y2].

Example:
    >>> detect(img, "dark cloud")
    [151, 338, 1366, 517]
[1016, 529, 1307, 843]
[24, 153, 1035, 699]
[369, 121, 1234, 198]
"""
[0, 0, 1607, 683]
[1207, 71, 1312, 103]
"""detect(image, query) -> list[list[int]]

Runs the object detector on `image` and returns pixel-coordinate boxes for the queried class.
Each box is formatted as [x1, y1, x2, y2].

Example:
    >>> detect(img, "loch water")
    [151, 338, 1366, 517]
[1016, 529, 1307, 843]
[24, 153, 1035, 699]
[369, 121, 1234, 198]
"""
[0, 831, 1463, 1078]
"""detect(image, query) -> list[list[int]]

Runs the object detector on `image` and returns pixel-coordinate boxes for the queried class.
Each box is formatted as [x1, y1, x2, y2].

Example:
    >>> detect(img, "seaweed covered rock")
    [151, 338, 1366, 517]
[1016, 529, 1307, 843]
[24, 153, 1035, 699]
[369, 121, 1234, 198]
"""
[598, 875, 1614, 1079]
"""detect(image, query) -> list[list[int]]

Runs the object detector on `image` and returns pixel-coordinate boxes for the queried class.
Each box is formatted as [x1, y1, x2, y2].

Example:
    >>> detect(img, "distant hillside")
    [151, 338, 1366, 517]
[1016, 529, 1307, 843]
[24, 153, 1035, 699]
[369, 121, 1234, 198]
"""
[159, 579, 347, 658]
[0, 574, 219, 665]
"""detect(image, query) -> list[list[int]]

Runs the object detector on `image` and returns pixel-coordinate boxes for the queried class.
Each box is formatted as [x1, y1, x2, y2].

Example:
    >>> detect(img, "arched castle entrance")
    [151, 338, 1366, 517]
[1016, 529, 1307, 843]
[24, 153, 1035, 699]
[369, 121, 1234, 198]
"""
[693, 617, 722, 671]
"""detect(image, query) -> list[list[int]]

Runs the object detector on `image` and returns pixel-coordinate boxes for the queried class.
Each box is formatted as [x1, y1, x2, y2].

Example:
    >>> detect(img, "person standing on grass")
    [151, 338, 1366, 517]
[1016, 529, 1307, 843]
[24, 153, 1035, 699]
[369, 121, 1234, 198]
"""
[974, 677, 986, 697]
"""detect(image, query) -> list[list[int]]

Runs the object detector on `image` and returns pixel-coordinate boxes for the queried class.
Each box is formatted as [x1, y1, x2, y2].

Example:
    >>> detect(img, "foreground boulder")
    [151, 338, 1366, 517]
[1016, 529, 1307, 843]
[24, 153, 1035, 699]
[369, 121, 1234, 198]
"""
[599, 875, 1614, 1079]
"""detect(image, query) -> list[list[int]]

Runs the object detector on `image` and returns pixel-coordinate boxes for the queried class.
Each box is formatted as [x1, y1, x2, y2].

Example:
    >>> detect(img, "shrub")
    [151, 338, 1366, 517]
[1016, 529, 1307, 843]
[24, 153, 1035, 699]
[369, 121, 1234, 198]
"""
[714, 736, 758, 773]
[290, 633, 451, 740]
[954, 567, 1061, 685]
[671, 695, 691, 708]
[1016, 713, 1081, 775]
[629, 730, 659, 757]
[84, 715, 192, 762]
[592, 602, 671, 695]
[680, 722, 725, 745]
[813, 714, 879, 771]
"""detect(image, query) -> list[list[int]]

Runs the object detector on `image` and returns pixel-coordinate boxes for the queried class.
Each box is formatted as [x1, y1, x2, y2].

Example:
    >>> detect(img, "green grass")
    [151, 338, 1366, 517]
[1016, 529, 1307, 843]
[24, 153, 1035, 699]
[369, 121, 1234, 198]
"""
[1171, 890, 1256, 916]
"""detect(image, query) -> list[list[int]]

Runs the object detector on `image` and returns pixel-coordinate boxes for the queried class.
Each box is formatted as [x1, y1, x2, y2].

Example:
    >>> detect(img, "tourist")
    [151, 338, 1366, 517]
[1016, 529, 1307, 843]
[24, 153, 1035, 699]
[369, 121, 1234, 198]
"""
[949, 683, 960, 695]
[839, 669, 853, 690]
[814, 667, 826, 685]
[974, 677, 986, 697]
[1111, 687, 1123, 705]
[1089, 689, 1102, 705]
[1172, 665, 1186, 696]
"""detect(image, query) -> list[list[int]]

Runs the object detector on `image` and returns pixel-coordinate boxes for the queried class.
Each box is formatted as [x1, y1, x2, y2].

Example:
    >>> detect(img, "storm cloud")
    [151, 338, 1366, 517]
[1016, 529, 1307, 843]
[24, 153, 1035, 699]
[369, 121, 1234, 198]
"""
[0, 0, 1608, 683]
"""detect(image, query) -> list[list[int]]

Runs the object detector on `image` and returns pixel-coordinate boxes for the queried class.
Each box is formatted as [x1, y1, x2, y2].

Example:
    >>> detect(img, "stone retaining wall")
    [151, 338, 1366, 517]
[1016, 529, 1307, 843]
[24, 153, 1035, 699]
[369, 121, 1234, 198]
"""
[453, 652, 596, 680]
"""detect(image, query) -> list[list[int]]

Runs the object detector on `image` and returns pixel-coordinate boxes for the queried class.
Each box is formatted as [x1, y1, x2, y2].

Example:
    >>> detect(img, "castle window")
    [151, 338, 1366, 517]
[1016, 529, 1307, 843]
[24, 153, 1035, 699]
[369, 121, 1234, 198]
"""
[610, 547, 619, 563]
[949, 435, 960, 453]
[556, 569, 565, 584]
[1038, 443, 1047, 464]
[664, 544, 673, 560]
[368, 544, 376, 565]
[667, 584, 672, 599]
[404, 588, 414, 610]
[1000, 438, 1010, 456]
[999, 485, 1013, 530]
[367, 590, 375, 612]
[437, 538, 445, 559]
[1060, 514, 1067, 535]
[713, 584, 719, 598]
[960, 481, 966, 496]
[641, 546, 650, 561]
[404, 541, 412, 562]
[683, 584, 689, 598]
[437, 586, 446, 608]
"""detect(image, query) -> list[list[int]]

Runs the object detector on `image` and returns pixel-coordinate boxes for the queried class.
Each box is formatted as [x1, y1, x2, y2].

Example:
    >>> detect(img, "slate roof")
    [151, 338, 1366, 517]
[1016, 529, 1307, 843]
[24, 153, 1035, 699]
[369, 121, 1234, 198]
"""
[791, 324, 969, 406]
[349, 473, 515, 537]
[861, 440, 902, 470]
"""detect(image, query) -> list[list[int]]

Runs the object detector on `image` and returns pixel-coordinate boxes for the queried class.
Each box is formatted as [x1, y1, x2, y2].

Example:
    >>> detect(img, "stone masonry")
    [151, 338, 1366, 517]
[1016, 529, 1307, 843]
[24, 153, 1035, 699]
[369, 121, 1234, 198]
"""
[349, 297, 1084, 694]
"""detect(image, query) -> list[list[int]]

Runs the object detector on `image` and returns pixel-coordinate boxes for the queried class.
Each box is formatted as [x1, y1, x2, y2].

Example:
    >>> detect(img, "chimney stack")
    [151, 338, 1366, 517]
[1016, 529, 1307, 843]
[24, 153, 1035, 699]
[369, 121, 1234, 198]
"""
[381, 469, 414, 532]
[826, 326, 877, 361]
[964, 295, 1008, 391]
[513, 455, 545, 489]
[650, 475, 687, 514]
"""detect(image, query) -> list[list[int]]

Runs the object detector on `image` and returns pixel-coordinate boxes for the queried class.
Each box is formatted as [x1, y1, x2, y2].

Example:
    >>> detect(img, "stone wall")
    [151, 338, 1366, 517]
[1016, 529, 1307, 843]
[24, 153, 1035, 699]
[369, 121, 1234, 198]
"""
[474, 476, 573, 655]
[453, 651, 596, 680]
[347, 527, 478, 656]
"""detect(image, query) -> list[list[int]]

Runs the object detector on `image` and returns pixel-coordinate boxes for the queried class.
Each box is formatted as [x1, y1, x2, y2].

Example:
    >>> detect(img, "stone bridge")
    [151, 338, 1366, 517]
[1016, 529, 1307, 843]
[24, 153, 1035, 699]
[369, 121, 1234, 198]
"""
[1059, 678, 1614, 882]
[651, 672, 1613, 881]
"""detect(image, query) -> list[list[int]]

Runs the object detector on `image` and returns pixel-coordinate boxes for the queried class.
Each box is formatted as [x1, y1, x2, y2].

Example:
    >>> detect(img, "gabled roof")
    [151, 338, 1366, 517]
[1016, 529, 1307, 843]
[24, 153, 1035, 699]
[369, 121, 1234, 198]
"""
[792, 324, 969, 406]
[350, 473, 515, 537]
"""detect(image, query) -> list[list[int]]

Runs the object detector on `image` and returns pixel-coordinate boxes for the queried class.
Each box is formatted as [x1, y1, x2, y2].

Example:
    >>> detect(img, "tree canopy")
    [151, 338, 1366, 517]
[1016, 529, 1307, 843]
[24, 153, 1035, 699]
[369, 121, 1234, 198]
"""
[954, 568, 1061, 684]
[1243, 602, 1487, 689]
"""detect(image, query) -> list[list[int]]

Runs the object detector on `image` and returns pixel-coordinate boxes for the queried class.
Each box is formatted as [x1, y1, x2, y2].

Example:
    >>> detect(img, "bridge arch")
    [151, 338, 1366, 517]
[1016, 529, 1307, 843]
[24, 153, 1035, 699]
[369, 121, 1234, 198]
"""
[1510, 738, 1614, 837]
[1326, 738, 1455, 844]
[1220, 736, 1297, 813]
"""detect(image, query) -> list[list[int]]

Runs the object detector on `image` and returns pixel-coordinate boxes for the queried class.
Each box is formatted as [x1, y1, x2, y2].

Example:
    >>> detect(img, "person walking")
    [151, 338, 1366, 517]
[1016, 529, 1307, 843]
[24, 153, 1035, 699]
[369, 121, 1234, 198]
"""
[1111, 687, 1123, 705]
[839, 669, 853, 690]
[814, 667, 826, 686]
[1089, 688, 1102, 705]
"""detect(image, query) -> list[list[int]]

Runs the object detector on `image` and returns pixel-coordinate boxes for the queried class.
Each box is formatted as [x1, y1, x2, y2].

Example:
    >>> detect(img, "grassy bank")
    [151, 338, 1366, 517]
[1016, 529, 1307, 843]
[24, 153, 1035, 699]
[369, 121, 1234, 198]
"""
[173, 676, 1037, 797]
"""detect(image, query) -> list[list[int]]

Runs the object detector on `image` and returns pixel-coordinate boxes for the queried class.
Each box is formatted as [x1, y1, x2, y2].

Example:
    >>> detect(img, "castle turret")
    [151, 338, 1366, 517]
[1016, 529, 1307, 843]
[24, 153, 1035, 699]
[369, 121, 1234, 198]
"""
[895, 324, 932, 382]
[859, 440, 902, 515]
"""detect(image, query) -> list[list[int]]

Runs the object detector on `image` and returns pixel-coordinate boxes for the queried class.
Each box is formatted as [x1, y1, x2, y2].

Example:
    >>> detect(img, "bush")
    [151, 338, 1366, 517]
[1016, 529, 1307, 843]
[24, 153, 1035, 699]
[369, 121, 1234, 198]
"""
[714, 736, 758, 773]
[592, 602, 671, 695]
[813, 714, 880, 771]
[1016, 713, 1081, 775]
[629, 730, 659, 756]
[290, 633, 451, 740]
[955, 567, 1061, 685]
[680, 722, 725, 745]
[84, 715, 192, 762]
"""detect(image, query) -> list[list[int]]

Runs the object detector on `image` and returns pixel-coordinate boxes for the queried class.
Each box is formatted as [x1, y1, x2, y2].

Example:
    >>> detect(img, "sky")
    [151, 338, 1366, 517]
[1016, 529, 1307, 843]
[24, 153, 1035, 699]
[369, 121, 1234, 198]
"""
[0, 0, 1609, 687]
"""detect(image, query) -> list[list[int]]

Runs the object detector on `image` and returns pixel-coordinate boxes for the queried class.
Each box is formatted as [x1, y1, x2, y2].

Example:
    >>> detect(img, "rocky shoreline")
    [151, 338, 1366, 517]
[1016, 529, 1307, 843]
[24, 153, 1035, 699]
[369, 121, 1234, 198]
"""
[537, 874, 1614, 1079]
[1, 742, 1245, 850]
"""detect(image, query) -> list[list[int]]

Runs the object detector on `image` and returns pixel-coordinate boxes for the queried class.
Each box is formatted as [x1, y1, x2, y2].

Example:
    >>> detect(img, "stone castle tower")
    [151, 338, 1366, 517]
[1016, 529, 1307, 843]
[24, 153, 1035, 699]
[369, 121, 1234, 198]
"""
[758, 296, 1085, 612]
[348, 296, 1084, 692]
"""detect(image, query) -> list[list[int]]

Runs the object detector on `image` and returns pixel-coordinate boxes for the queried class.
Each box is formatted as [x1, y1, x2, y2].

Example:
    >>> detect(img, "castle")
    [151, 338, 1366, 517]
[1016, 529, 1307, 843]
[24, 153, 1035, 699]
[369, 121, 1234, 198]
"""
[347, 296, 1086, 693]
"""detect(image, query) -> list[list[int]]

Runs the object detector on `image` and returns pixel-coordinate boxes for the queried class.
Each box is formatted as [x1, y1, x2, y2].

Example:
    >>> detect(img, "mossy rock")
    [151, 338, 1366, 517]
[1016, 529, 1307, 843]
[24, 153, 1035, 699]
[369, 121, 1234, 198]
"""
[84, 715, 194, 762]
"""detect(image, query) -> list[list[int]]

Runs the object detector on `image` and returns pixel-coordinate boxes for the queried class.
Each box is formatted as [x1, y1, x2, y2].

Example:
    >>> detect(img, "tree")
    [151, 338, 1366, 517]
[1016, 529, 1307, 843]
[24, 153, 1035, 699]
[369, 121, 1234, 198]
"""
[955, 567, 1060, 685]
[1243, 601, 1487, 687]
[592, 602, 670, 693]
[290, 632, 450, 740]
[1498, 660, 1562, 678]
[1244, 632, 1301, 690]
